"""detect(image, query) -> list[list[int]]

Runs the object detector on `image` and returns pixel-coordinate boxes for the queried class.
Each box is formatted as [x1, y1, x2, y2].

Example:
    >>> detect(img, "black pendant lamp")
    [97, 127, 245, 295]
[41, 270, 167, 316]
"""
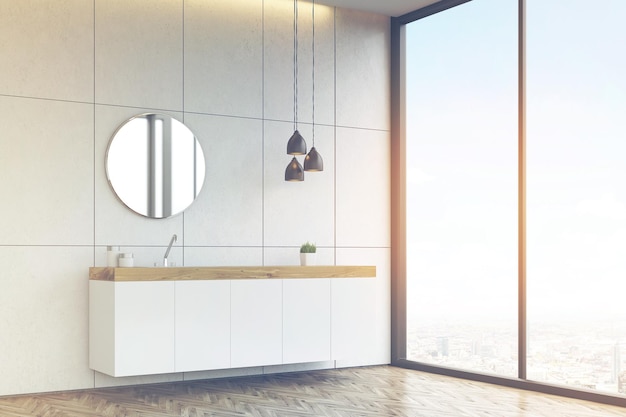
[304, 146, 323, 171]
[287, 130, 306, 155]
[284, 0, 306, 181]
[304, 0, 323, 172]
[285, 156, 304, 181]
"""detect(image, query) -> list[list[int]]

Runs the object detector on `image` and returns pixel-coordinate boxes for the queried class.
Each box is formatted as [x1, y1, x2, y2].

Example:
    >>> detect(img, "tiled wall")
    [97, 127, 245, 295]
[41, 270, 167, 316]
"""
[0, 0, 390, 395]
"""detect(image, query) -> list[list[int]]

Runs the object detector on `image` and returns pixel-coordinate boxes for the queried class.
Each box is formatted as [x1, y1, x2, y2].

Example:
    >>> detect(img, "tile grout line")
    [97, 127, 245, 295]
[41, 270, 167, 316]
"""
[92, 0, 97, 390]
[262, 0, 265, 266]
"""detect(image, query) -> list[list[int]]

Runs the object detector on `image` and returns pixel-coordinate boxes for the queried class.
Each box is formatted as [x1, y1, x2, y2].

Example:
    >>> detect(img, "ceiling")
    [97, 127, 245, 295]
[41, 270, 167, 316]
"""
[314, 0, 443, 17]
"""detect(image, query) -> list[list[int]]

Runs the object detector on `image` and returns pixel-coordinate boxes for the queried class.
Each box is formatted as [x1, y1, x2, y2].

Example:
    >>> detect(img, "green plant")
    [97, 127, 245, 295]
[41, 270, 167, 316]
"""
[300, 241, 316, 253]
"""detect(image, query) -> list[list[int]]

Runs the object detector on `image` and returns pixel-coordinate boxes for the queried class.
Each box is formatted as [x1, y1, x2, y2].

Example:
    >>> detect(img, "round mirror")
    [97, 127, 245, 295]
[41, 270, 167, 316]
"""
[106, 113, 206, 218]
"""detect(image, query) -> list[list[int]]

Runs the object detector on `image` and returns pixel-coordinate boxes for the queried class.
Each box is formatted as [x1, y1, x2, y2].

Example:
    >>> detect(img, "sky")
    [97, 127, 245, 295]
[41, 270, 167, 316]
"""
[404, 0, 626, 324]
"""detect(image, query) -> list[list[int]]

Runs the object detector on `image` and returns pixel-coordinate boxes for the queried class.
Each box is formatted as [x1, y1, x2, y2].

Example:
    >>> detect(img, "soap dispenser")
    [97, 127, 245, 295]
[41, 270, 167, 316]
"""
[107, 246, 120, 267]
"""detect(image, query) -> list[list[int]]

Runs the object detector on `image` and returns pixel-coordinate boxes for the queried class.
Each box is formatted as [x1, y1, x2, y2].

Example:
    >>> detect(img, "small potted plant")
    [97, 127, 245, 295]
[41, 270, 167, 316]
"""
[300, 241, 316, 266]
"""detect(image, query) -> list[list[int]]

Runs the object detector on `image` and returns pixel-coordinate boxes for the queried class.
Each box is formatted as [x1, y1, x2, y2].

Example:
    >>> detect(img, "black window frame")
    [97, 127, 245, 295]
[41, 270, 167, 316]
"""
[390, 0, 626, 408]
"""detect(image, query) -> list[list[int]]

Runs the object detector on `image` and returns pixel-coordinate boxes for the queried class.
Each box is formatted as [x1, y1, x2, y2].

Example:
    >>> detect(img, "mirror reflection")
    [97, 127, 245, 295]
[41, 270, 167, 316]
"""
[106, 113, 206, 218]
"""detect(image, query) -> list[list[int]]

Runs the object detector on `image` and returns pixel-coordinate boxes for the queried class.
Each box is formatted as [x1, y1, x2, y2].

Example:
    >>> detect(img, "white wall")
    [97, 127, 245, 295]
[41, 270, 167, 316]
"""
[0, 0, 390, 395]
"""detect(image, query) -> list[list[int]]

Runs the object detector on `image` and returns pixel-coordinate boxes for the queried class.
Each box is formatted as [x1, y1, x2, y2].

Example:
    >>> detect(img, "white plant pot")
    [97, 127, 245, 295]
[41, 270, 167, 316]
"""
[300, 253, 316, 266]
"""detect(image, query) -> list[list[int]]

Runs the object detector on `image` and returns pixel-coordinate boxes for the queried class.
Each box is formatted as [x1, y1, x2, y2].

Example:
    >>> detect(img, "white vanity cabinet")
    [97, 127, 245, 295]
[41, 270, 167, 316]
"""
[175, 280, 231, 372]
[89, 280, 176, 377]
[331, 276, 378, 363]
[89, 266, 374, 377]
[283, 278, 331, 364]
[230, 279, 283, 368]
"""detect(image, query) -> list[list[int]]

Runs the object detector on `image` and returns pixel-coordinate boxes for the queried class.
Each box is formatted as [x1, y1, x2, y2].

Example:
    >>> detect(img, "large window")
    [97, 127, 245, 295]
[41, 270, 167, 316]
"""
[395, 0, 626, 405]
[527, 0, 626, 394]
[405, 0, 518, 377]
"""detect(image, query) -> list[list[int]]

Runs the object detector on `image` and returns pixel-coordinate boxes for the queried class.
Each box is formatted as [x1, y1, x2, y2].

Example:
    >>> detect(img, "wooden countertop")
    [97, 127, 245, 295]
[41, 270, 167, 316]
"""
[89, 265, 376, 282]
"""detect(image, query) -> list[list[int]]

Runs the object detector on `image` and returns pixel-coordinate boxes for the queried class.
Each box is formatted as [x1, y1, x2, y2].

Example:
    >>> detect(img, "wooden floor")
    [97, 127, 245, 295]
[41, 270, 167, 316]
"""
[2, 366, 626, 416]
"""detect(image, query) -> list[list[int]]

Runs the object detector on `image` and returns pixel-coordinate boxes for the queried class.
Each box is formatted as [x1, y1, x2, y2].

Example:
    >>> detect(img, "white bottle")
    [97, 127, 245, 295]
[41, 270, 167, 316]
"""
[119, 253, 134, 267]
[107, 246, 120, 267]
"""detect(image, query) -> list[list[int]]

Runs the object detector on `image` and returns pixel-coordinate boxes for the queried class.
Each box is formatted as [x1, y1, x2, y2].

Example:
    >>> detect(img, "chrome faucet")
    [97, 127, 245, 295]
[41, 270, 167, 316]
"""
[163, 234, 177, 267]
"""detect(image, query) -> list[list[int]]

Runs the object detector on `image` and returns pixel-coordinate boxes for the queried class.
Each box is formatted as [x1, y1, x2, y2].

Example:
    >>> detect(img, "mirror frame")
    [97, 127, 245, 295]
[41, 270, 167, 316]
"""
[105, 113, 206, 219]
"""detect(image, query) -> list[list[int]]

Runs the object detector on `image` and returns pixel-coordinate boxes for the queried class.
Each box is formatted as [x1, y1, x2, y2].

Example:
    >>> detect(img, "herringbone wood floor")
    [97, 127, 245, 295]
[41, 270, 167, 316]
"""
[1, 366, 626, 417]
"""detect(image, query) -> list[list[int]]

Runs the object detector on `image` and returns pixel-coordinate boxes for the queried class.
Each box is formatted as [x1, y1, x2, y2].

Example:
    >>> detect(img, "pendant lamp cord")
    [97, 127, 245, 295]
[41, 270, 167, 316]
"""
[312, 0, 315, 146]
[294, 0, 298, 132]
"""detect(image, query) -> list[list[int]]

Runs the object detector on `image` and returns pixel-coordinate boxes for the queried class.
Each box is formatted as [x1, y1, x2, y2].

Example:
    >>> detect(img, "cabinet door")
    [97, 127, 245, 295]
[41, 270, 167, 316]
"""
[175, 280, 230, 372]
[331, 277, 377, 365]
[115, 281, 175, 376]
[231, 279, 282, 368]
[283, 279, 331, 364]
[89, 280, 115, 376]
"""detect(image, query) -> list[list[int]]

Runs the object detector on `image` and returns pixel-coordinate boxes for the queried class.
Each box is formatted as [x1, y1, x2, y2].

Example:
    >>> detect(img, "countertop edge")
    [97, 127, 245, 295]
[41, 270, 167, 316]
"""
[89, 265, 376, 281]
